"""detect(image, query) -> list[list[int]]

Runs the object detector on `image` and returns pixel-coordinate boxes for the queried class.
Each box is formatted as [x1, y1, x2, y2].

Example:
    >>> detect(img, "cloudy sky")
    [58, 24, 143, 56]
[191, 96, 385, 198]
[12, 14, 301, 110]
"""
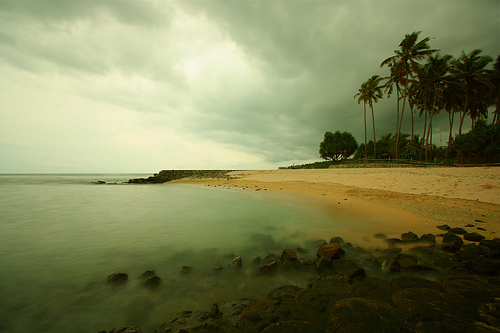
[0, 0, 498, 173]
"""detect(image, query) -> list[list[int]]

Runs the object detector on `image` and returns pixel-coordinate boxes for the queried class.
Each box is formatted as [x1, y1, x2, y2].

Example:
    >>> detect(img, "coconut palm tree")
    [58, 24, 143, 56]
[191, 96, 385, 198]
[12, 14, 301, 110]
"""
[489, 55, 500, 124]
[354, 84, 369, 158]
[450, 49, 493, 134]
[415, 53, 453, 161]
[359, 75, 384, 158]
[381, 31, 437, 158]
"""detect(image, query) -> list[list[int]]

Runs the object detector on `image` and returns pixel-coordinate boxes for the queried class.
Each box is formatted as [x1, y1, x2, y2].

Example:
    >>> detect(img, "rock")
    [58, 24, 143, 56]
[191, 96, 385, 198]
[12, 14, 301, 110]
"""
[441, 233, 463, 253]
[440, 276, 500, 304]
[464, 232, 486, 242]
[465, 223, 475, 227]
[419, 234, 436, 244]
[465, 256, 499, 275]
[385, 238, 403, 247]
[260, 261, 279, 275]
[261, 320, 325, 333]
[230, 256, 242, 268]
[106, 272, 128, 285]
[237, 300, 297, 332]
[142, 275, 161, 288]
[329, 236, 344, 245]
[331, 259, 366, 282]
[382, 254, 419, 273]
[279, 249, 297, 262]
[448, 227, 467, 235]
[315, 257, 332, 271]
[313, 240, 328, 247]
[249, 256, 261, 265]
[138, 270, 156, 279]
[262, 252, 279, 264]
[478, 227, 487, 231]
[266, 285, 304, 303]
[317, 243, 345, 260]
[373, 233, 387, 239]
[109, 326, 143, 333]
[390, 276, 440, 291]
[348, 277, 397, 303]
[295, 289, 346, 328]
[401, 231, 419, 242]
[220, 298, 256, 325]
[329, 297, 404, 333]
[180, 266, 192, 274]
[210, 303, 220, 319]
[391, 287, 476, 326]
[480, 238, 500, 250]
[437, 224, 450, 231]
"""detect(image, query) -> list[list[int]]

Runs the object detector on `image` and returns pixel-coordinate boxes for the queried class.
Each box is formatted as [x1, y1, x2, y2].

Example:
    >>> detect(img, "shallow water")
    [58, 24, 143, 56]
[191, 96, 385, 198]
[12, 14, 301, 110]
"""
[0, 174, 370, 332]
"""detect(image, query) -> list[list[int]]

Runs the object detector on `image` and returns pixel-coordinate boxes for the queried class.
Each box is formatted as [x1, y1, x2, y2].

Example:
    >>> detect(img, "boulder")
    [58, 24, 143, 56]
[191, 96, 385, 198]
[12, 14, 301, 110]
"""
[266, 285, 304, 303]
[295, 288, 346, 328]
[390, 276, 440, 291]
[437, 224, 450, 231]
[260, 261, 279, 275]
[237, 300, 297, 332]
[448, 227, 467, 235]
[106, 272, 128, 285]
[419, 234, 436, 244]
[142, 275, 161, 288]
[279, 249, 297, 262]
[329, 297, 404, 333]
[261, 321, 325, 333]
[348, 277, 398, 303]
[441, 233, 463, 253]
[108, 326, 143, 333]
[317, 243, 345, 260]
[440, 276, 500, 304]
[230, 256, 242, 268]
[262, 252, 279, 264]
[180, 266, 192, 274]
[480, 238, 500, 250]
[220, 298, 257, 326]
[138, 270, 156, 279]
[329, 236, 344, 245]
[331, 259, 366, 282]
[464, 232, 485, 242]
[401, 231, 419, 242]
[465, 256, 499, 275]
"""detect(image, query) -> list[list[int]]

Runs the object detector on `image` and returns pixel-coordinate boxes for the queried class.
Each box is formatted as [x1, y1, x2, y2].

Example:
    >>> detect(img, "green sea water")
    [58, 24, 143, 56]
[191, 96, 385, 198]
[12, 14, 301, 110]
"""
[0, 174, 361, 332]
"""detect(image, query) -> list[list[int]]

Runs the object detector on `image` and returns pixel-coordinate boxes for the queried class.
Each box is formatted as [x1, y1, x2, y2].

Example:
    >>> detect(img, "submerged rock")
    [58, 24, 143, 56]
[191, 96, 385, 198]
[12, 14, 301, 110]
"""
[279, 249, 298, 262]
[142, 275, 161, 288]
[231, 256, 242, 268]
[401, 231, 419, 242]
[441, 233, 463, 253]
[260, 261, 279, 275]
[106, 272, 128, 285]
[317, 243, 345, 260]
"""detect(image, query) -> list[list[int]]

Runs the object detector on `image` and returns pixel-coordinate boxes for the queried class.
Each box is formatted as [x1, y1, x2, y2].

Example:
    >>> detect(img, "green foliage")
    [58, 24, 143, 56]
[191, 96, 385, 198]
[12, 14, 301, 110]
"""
[452, 120, 500, 163]
[319, 131, 358, 163]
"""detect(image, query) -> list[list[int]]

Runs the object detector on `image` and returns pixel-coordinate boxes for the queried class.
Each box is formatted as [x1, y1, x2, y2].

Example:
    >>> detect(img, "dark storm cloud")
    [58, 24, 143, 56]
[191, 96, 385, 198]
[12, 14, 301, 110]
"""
[0, 0, 498, 172]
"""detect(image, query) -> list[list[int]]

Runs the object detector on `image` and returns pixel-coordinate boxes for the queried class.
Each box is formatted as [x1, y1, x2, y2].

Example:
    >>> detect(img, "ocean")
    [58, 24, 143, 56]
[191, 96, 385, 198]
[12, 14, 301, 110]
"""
[0, 173, 353, 332]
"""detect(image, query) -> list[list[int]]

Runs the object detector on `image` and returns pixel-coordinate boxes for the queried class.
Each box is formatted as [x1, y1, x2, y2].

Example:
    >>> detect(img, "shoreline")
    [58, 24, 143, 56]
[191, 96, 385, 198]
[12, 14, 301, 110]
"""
[172, 167, 500, 239]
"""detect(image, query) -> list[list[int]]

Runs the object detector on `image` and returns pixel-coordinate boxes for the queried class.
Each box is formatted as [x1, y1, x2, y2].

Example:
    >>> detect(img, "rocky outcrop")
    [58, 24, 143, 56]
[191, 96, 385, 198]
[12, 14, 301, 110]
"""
[128, 170, 234, 184]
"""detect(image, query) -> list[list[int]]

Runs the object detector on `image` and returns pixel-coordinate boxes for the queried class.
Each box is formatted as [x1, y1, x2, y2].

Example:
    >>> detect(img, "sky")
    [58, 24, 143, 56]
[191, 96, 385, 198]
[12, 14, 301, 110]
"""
[0, 0, 499, 173]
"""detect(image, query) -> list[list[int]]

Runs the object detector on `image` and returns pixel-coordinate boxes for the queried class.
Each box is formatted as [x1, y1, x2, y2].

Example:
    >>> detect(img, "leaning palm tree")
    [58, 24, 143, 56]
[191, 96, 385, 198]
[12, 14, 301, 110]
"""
[357, 75, 384, 158]
[381, 31, 437, 158]
[450, 49, 493, 134]
[492, 55, 500, 124]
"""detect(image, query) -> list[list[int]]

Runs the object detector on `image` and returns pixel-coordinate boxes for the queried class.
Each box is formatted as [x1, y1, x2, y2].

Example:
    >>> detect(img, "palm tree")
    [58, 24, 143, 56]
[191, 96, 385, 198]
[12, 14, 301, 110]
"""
[381, 31, 437, 158]
[360, 75, 384, 158]
[489, 55, 500, 124]
[354, 84, 369, 158]
[415, 53, 453, 161]
[442, 78, 464, 156]
[450, 49, 493, 134]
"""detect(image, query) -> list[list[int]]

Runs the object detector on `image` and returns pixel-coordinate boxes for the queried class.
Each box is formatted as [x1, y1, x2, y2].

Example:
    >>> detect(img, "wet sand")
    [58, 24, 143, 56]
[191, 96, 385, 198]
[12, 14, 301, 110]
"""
[173, 167, 500, 240]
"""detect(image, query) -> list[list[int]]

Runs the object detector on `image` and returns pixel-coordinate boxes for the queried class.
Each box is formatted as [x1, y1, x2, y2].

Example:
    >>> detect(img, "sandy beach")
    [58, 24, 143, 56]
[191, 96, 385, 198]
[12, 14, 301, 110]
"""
[175, 167, 500, 241]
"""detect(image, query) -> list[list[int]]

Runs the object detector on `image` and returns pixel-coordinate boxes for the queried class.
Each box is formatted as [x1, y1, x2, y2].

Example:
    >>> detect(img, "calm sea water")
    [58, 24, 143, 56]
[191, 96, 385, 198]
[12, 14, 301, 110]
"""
[0, 174, 359, 333]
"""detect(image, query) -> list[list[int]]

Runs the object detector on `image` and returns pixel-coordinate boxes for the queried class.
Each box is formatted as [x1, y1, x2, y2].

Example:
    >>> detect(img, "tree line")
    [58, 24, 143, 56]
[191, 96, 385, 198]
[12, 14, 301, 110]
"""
[321, 31, 499, 164]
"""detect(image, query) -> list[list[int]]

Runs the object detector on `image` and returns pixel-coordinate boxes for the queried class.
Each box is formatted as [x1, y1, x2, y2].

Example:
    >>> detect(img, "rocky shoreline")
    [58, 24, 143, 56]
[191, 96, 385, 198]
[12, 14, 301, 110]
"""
[98, 225, 500, 333]
[128, 170, 234, 184]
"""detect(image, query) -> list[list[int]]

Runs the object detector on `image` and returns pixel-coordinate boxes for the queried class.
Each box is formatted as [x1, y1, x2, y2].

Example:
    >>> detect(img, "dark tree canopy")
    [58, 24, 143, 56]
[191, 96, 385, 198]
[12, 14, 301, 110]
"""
[319, 131, 358, 162]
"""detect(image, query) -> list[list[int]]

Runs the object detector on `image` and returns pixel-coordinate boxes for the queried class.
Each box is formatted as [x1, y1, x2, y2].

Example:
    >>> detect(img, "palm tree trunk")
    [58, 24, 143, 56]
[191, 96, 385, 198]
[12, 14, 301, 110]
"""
[371, 104, 376, 158]
[459, 91, 469, 136]
[364, 102, 367, 158]
[395, 88, 400, 158]
[447, 108, 455, 158]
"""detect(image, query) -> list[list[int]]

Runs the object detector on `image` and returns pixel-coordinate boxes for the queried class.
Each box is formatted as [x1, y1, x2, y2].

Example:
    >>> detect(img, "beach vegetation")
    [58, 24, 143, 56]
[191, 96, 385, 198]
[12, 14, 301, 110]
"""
[351, 31, 499, 165]
[319, 131, 358, 163]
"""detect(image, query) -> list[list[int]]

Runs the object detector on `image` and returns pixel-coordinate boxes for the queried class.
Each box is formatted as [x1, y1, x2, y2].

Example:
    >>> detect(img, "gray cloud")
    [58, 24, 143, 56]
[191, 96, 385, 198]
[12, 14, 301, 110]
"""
[0, 0, 498, 172]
